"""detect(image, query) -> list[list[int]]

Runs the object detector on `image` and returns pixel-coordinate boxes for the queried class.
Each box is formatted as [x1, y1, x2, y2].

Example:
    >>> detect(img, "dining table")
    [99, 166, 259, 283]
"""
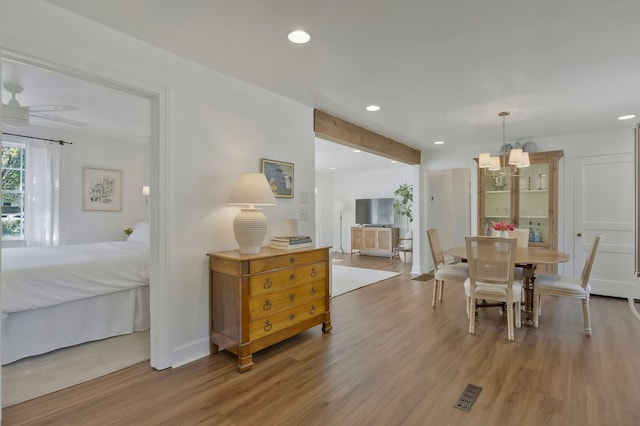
[444, 245, 570, 326]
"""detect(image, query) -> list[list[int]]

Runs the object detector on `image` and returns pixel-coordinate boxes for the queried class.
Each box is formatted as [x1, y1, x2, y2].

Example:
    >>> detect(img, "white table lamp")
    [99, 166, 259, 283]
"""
[227, 173, 277, 254]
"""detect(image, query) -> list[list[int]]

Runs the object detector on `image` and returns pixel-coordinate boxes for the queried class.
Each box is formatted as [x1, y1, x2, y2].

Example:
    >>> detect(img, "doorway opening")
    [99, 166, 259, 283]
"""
[0, 50, 161, 406]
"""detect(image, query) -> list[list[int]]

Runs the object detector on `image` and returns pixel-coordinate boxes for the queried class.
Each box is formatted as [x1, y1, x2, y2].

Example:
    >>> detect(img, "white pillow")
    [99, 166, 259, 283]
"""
[127, 222, 150, 245]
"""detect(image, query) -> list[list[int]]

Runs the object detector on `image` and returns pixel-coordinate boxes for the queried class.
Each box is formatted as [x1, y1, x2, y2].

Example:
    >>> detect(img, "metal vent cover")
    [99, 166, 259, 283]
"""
[453, 383, 482, 412]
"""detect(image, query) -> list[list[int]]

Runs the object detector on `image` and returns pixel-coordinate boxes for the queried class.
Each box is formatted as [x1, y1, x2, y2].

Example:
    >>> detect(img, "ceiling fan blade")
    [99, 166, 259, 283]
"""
[29, 112, 87, 127]
[27, 105, 81, 112]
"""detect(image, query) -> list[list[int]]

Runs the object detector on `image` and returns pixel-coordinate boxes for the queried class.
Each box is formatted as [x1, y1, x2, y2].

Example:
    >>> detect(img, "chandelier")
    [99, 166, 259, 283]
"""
[478, 111, 529, 176]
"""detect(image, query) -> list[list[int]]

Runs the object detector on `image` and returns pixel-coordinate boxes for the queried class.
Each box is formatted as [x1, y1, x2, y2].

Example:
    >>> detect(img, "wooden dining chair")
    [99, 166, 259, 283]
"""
[507, 228, 528, 295]
[426, 229, 469, 308]
[507, 228, 529, 247]
[464, 236, 522, 341]
[533, 235, 602, 335]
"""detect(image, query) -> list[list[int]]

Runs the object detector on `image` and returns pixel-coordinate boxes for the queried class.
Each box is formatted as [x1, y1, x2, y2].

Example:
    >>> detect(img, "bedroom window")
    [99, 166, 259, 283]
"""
[2, 142, 26, 239]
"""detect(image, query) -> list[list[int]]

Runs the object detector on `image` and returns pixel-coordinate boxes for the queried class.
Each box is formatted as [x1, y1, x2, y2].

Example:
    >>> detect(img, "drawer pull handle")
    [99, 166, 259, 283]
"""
[289, 257, 296, 264]
[289, 294, 295, 301]
[289, 314, 295, 321]
[310, 268, 318, 278]
[309, 304, 316, 315]
[290, 274, 295, 281]
[310, 286, 316, 296]
[264, 320, 273, 332]
[264, 279, 272, 289]
[263, 299, 272, 310]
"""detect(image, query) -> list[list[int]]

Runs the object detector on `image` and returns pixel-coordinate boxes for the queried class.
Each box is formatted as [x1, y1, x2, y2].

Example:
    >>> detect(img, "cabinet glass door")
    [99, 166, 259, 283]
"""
[517, 163, 549, 245]
[482, 167, 512, 236]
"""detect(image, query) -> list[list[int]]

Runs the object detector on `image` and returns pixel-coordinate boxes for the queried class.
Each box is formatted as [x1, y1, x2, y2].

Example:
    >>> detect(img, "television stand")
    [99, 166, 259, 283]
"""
[350, 226, 399, 260]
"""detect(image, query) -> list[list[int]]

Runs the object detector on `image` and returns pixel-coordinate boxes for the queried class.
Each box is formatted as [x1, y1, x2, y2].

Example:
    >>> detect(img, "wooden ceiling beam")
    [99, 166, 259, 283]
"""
[314, 109, 421, 165]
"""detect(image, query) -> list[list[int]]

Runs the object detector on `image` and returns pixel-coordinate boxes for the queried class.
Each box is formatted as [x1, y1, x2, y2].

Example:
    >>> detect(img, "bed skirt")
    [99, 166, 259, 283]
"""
[2, 286, 150, 365]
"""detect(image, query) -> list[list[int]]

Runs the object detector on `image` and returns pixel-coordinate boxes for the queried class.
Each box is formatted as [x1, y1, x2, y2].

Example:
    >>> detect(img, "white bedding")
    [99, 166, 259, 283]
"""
[1, 241, 149, 323]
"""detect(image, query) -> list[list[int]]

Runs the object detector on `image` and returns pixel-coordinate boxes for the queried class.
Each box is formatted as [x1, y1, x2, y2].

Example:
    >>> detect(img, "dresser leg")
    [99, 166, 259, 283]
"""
[211, 342, 219, 354]
[322, 313, 332, 333]
[237, 355, 254, 372]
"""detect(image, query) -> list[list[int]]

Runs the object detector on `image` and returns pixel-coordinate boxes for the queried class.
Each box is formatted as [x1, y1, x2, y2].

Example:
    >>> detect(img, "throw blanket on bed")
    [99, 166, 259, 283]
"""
[1, 241, 149, 323]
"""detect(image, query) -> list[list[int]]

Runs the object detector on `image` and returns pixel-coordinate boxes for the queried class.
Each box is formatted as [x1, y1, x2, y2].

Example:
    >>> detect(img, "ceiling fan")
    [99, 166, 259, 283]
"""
[2, 82, 87, 127]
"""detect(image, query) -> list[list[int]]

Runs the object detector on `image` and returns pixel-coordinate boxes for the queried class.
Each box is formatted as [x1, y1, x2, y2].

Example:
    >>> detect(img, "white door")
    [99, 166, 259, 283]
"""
[574, 153, 640, 298]
[427, 168, 471, 261]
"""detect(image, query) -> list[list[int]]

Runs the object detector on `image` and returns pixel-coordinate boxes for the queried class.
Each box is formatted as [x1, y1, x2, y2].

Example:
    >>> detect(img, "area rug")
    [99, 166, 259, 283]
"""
[332, 265, 400, 297]
[2, 330, 150, 407]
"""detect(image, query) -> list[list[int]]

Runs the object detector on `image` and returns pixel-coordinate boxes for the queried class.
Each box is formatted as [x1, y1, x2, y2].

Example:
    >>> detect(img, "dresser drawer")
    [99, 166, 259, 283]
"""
[250, 299, 325, 341]
[249, 249, 327, 273]
[249, 281, 326, 320]
[249, 262, 326, 297]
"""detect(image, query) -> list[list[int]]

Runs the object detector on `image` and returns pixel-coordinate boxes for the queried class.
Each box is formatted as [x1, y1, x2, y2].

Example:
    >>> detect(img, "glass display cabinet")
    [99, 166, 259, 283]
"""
[477, 150, 563, 272]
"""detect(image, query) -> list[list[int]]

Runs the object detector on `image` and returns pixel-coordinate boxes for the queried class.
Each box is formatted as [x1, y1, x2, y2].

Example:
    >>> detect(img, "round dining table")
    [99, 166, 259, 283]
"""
[444, 245, 570, 325]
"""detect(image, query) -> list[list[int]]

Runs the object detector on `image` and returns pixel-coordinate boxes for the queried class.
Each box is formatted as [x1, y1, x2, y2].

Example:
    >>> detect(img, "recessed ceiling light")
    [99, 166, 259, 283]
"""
[330, 167, 336, 170]
[434, 141, 445, 145]
[618, 114, 636, 120]
[366, 105, 380, 112]
[390, 160, 398, 163]
[353, 149, 362, 153]
[287, 30, 311, 44]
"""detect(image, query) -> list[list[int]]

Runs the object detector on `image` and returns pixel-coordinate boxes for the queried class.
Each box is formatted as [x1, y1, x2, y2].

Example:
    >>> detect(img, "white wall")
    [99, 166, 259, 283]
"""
[425, 168, 471, 270]
[0, 0, 317, 372]
[316, 167, 413, 251]
[315, 172, 334, 248]
[2, 126, 149, 246]
[64, 133, 149, 244]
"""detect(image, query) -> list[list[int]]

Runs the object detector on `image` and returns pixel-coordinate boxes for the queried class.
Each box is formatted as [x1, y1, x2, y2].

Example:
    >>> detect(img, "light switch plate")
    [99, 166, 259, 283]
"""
[300, 191, 309, 203]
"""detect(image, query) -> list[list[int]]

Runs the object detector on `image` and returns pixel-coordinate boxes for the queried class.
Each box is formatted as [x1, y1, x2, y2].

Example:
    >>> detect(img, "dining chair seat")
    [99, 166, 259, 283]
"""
[464, 278, 523, 329]
[435, 263, 469, 281]
[534, 275, 590, 297]
[427, 229, 469, 308]
[464, 278, 523, 301]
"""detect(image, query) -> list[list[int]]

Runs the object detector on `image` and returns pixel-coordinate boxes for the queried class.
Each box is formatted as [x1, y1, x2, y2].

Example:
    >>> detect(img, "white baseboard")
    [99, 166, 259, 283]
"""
[171, 337, 210, 368]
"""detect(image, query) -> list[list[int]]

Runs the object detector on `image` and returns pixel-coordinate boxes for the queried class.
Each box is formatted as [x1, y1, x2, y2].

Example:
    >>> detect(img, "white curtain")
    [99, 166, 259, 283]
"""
[24, 140, 62, 247]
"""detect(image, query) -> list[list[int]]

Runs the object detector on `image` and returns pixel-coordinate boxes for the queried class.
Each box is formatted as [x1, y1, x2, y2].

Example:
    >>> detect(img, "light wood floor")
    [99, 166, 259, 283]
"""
[4, 253, 640, 425]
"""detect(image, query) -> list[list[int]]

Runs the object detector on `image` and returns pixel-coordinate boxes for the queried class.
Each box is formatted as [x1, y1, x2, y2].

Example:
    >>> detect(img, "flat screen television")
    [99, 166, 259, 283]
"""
[355, 198, 395, 226]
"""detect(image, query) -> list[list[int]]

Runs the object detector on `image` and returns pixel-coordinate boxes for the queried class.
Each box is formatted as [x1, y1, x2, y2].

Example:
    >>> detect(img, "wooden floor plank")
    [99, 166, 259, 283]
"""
[3, 253, 640, 425]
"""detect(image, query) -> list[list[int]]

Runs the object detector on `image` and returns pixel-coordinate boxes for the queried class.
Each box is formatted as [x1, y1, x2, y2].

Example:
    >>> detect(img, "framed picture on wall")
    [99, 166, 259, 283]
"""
[82, 168, 122, 211]
[261, 158, 294, 198]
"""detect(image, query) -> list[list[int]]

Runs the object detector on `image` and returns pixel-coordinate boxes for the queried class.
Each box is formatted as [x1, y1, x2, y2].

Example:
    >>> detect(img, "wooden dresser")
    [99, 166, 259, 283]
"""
[207, 246, 332, 372]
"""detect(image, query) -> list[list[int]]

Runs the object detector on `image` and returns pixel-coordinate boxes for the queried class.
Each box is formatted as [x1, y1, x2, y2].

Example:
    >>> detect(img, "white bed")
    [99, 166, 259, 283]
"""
[1, 238, 150, 365]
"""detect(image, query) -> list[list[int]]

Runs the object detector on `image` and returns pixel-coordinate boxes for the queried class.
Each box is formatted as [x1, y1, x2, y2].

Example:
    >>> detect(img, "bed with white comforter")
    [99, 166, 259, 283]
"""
[1, 240, 150, 365]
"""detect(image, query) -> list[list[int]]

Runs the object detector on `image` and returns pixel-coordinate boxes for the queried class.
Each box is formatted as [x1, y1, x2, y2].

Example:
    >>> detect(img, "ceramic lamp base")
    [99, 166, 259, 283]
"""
[233, 208, 267, 254]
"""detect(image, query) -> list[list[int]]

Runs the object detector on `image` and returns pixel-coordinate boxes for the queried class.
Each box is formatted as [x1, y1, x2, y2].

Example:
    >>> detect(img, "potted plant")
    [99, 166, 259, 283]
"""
[393, 183, 413, 247]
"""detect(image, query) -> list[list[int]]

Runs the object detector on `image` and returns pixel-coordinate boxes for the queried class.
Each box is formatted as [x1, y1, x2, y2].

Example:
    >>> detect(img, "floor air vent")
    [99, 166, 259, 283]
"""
[453, 383, 482, 412]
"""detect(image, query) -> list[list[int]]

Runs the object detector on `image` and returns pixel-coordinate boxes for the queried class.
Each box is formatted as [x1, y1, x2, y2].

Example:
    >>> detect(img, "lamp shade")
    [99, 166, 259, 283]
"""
[489, 156, 501, 171]
[478, 153, 491, 168]
[508, 148, 523, 165]
[227, 173, 277, 207]
[142, 186, 150, 196]
[227, 173, 277, 254]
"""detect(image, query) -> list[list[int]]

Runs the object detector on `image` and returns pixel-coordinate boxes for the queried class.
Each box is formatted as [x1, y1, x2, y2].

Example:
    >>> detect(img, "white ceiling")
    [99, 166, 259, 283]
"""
[10, 1, 640, 170]
[1, 58, 151, 143]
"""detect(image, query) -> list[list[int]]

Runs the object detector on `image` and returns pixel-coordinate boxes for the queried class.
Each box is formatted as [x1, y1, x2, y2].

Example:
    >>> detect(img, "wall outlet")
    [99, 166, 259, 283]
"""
[300, 208, 309, 221]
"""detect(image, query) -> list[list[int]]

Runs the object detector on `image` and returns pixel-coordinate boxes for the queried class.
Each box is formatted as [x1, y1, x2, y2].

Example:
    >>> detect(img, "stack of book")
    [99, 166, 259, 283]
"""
[270, 235, 313, 249]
